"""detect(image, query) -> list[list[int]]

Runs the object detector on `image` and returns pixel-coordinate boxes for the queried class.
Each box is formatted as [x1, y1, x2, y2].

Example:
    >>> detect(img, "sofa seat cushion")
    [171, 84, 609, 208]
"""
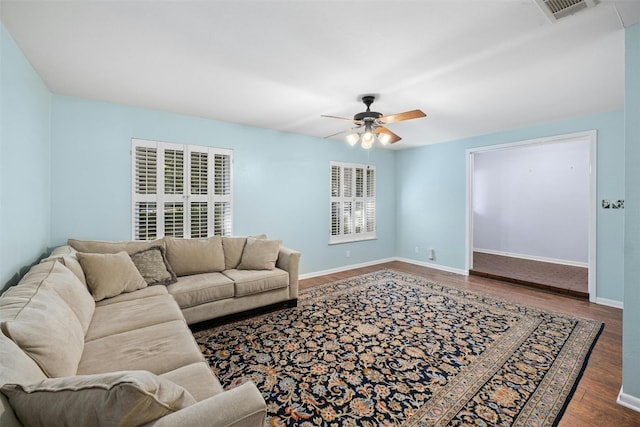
[160, 362, 224, 402]
[166, 273, 234, 309]
[223, 268, 289, 297]
[78, 320, 204, 376]
[95, 285, 168, 307]
[1, 370, 196, 427]
[86, 295, 185, 342]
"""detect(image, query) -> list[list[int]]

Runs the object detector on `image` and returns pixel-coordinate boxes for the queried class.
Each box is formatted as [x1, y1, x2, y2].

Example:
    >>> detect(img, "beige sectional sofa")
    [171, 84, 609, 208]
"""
[0, 236, 301, 426]
[66, 235, 301, 324]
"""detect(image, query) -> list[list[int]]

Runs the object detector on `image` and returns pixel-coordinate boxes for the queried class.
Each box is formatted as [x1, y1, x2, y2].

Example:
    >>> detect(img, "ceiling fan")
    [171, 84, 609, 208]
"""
[322, 95, 426, 148]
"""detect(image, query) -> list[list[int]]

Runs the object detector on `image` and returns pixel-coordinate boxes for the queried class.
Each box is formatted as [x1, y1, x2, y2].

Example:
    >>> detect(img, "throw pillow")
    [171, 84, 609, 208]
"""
[237, 237, 281, 270]
[77, 252, 148, 301]
[222, 237, 247, 270]
[1, 370, 197, 427]
[164, 236, 225, 276]
[130, 246, 177, 286]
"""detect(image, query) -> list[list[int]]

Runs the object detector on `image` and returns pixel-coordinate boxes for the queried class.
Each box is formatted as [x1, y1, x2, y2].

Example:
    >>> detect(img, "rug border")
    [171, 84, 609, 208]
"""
[550, 321, 605, 427]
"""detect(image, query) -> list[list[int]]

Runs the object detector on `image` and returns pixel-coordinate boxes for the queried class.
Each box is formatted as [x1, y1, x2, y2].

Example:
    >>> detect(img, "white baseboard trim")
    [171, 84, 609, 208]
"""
[473, 248, 588, 268]
[595, 297, 623, 309]
[299, 258, 397, 280]
[617, 387, 640, 413]
[300, 257, 467, 280]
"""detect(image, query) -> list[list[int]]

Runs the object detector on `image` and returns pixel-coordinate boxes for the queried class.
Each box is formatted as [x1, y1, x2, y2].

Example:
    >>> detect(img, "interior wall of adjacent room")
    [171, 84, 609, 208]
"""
[472, 139, 590, 265]
[395, 109, 624, 304]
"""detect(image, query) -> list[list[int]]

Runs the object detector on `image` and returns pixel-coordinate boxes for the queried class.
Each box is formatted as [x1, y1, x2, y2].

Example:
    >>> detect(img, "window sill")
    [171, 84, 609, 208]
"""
[328, 236, 377, 245]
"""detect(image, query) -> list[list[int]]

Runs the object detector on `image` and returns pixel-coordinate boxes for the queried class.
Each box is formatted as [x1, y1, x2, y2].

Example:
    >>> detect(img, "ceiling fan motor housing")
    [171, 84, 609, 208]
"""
[354, 96, 382, 122]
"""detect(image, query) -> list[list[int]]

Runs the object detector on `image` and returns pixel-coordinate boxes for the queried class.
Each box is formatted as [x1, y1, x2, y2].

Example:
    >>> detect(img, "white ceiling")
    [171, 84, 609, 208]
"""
[2, 0, 639, 149]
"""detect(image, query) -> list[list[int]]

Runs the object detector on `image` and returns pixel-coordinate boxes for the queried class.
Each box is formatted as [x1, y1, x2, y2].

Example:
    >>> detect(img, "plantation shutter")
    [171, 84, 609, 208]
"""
[329, 161, 376, 244]
[133, 141, 158, 240]
[132, 139, 233, 240]
[213, 153, 232, 236]
[366, 168, 376, 233]
[188, 146, 209, 238]
[163, 144, 186, 238]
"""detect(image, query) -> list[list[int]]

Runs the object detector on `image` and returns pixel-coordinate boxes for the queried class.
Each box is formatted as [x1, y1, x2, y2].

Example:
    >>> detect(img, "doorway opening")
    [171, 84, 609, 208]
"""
[465, 131, 596, 301]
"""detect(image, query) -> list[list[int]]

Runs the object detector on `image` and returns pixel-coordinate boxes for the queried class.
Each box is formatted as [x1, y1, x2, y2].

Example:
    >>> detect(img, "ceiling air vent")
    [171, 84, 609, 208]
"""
[533, 0, 598, 22]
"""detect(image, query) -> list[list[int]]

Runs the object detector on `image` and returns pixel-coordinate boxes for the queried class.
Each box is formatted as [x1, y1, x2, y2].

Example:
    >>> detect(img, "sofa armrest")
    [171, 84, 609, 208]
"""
[276, 246, 301, 299]
[146, 382, 266, 427]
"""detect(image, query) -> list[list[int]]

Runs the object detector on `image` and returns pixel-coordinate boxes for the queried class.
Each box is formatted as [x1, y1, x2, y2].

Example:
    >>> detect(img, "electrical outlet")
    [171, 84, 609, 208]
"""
[346, 250, 350, 257]
[603, 199, 625, 209]
[414, 246, 419, 254]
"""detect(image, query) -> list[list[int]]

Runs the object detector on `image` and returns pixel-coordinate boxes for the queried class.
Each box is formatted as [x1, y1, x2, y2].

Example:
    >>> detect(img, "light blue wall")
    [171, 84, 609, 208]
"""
[0, 16, 629, 310]
[623, 22, 640, 401]
[50, 96, 396, 275]
[0, 23, 51, 290]
[396, 110, 625, 302]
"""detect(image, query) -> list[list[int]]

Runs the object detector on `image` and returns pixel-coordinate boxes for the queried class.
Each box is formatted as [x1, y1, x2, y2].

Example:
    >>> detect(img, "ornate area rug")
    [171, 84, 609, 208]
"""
[194, 270, 603, 426]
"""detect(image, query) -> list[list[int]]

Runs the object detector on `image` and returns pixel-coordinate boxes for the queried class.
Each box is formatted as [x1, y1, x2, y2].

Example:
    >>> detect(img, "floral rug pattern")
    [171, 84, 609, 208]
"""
[194, 270, 602, 426]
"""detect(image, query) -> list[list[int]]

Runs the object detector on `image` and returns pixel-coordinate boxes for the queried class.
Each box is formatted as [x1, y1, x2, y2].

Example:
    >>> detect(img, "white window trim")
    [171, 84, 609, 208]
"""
[131, 138, 233, 240]
[329, 160, 376, 244]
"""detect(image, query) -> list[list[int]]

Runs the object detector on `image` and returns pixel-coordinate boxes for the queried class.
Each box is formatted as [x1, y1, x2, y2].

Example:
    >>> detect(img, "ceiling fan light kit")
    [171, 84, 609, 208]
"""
[322, 95, 426, 149]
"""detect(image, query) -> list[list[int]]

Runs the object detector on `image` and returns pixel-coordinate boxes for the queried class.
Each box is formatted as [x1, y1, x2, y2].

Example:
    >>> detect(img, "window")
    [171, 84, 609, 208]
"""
[330, 161, 375, 244]
[132, 139, 232, 240]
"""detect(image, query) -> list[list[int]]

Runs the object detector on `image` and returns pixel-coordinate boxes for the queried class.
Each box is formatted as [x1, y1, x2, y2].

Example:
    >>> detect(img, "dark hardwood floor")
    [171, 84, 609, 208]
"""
[300, 261, 640, 427]
[470, 252, 589, 298]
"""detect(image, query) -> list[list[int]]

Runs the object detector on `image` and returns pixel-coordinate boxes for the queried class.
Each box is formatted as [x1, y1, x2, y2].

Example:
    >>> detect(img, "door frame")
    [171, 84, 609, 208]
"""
[465, 130, 597, 302]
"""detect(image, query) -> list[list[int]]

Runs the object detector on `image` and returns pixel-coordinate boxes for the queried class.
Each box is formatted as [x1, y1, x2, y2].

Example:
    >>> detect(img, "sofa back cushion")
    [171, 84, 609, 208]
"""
[77, 252, 148, 301]
[40, 246, 87, 286]
[0, 263, 86, 377]
[68, 238, 164, 255]
[1, 370, 196, 427]
[28, 261, 95, 334]
[164, 236, 225, 276]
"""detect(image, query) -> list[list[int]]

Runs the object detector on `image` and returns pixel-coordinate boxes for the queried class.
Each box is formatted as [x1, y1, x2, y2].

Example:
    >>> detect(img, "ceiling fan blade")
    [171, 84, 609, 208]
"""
[321, 114, 355, 121]
[377, 109, 426, 125]
[374, 126, 402, 144]
[324, 125, 362, 139]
